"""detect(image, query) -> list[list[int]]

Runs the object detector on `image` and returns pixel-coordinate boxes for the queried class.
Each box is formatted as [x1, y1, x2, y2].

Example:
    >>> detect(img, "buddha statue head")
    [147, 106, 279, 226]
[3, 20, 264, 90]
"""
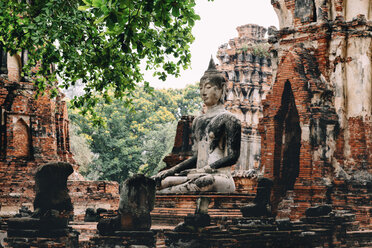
[199, 58, 227, 106]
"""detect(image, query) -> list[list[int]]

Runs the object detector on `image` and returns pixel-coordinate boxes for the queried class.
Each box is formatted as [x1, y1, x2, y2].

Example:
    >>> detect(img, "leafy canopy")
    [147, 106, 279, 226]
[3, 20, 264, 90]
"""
[0, 0, 202, 123]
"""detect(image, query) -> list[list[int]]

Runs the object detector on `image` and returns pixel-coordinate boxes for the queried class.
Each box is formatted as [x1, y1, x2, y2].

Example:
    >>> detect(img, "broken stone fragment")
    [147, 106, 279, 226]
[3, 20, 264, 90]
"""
[32, 162, 74, 217]
[98, 174, 156, 235]
[174, 197, 212, 233]
[118, 174, 156, 231]
[84, 208, 98, 222]
[97, 215, 121, 236]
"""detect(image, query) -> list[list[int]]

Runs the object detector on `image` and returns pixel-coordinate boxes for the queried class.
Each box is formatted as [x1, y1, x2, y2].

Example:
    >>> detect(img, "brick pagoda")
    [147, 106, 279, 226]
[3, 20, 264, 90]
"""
[260, 0, 372, 227]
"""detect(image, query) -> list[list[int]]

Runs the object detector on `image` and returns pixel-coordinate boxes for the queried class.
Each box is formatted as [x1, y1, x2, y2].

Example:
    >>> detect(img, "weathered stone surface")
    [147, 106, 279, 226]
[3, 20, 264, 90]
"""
[118, 174, 156, 231]
[89, 231, 156, 248]
[152, 193, 254, 227]
[305, 205, 332, 217]
[173, 197, 212, 233]
[165, 211, 370, 248]
[33, 162, 73, 217]
[84, 207, 108, 222]
[97, 175, 156, 235]
[97, 215, 121, 236]
[4, 231, 79, 248]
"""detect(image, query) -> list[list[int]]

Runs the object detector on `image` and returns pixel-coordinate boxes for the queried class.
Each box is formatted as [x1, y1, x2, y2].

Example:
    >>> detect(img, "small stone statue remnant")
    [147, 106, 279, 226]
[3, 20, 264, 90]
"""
[154, 58, 241, 193]
[118, 174, 156, 230]
[97, 174, 156, 235]
[240, 177, 273, 217]
[6, 162, 77, 241]
[33, 162, 74, 218]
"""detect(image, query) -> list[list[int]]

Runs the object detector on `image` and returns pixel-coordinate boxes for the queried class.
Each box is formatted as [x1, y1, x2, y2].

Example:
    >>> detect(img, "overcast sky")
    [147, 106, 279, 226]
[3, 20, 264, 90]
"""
[145, 0, 279, 89]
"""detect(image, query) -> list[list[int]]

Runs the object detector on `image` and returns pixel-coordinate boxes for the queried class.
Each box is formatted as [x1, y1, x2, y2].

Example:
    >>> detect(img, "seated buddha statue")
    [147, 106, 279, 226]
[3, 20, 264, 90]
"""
[154, 58, 241, 193]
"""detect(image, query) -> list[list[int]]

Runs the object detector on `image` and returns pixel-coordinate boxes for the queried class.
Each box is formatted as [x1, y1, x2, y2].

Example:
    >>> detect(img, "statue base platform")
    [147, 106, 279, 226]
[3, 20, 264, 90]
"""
[152, 193, 255, 227]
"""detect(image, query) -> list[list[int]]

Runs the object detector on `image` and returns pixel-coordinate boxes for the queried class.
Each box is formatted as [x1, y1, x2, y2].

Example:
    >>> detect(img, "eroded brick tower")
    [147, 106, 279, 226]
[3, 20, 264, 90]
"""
[0, 50, 76, 215]
[260, 0, 372, 226]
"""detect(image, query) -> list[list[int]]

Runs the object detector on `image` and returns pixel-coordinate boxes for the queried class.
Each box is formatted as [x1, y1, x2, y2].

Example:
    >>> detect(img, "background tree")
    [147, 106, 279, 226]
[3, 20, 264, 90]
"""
[69, 124, 97, 177]
[70, 83, 202, 182]
[0, 0, 202, 123]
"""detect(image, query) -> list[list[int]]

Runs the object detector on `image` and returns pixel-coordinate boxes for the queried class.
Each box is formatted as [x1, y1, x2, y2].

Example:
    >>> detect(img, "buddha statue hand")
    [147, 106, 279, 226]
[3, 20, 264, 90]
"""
[154, 168, 175, 186]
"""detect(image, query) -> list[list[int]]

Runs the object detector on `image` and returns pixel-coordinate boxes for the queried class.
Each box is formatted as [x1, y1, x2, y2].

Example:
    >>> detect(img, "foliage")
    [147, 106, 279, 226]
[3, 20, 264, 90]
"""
[0, 0, 202, 124]
[70, 83, 202, 182]
[139, 122, 177, 175]
[69, 124, 98, 178]
[251, 43, 270, 57]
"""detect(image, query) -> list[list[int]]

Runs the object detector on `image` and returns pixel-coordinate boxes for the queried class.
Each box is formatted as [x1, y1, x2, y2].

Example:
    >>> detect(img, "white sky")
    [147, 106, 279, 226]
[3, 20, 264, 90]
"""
[145, 0, 279, 89]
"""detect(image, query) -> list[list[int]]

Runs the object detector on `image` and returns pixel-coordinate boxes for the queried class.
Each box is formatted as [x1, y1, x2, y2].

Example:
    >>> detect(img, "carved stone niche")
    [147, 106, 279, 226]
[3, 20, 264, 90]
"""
[8, 115, 32, 159]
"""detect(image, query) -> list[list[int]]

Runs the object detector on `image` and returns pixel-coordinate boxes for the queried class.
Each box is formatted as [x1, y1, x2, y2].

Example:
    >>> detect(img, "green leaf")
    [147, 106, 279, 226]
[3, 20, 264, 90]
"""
[78, 5, 90, 11]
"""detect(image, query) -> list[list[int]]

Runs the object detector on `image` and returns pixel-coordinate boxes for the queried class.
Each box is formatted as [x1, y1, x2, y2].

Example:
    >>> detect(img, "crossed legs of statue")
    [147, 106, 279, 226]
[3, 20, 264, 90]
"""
[158, 172, 235, 194]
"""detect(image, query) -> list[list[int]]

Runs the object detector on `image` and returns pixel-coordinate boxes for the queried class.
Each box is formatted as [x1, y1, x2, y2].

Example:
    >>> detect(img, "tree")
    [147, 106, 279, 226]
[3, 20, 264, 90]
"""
[69, 124, 98, 178]
[0, 0, 202, 123]
[139, 122, 177, 175]
[69, 83, 201, 182]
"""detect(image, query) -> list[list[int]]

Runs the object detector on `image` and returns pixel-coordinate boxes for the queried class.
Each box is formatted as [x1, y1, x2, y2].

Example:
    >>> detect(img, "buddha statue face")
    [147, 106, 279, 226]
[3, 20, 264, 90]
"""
[200, 79, 223, 107]
[199, 58, 226, 107]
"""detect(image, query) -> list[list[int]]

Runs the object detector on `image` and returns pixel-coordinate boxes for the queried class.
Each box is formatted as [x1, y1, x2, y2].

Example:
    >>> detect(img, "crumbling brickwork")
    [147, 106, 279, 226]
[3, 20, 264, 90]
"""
[260, 0, 372, 226]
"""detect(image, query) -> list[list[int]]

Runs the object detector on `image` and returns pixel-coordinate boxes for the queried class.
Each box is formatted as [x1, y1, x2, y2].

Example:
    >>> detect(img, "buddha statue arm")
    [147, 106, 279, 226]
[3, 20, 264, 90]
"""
[155, 156, 197, 181]
[173, 155, 197, 173]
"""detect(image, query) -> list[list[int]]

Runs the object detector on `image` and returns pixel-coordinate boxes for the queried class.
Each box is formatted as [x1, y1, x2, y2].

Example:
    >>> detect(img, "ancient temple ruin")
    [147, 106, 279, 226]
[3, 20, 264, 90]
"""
[260, 0, 372, 225]
[0, 50, 75, 215]
[0, 0, 371, 247]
